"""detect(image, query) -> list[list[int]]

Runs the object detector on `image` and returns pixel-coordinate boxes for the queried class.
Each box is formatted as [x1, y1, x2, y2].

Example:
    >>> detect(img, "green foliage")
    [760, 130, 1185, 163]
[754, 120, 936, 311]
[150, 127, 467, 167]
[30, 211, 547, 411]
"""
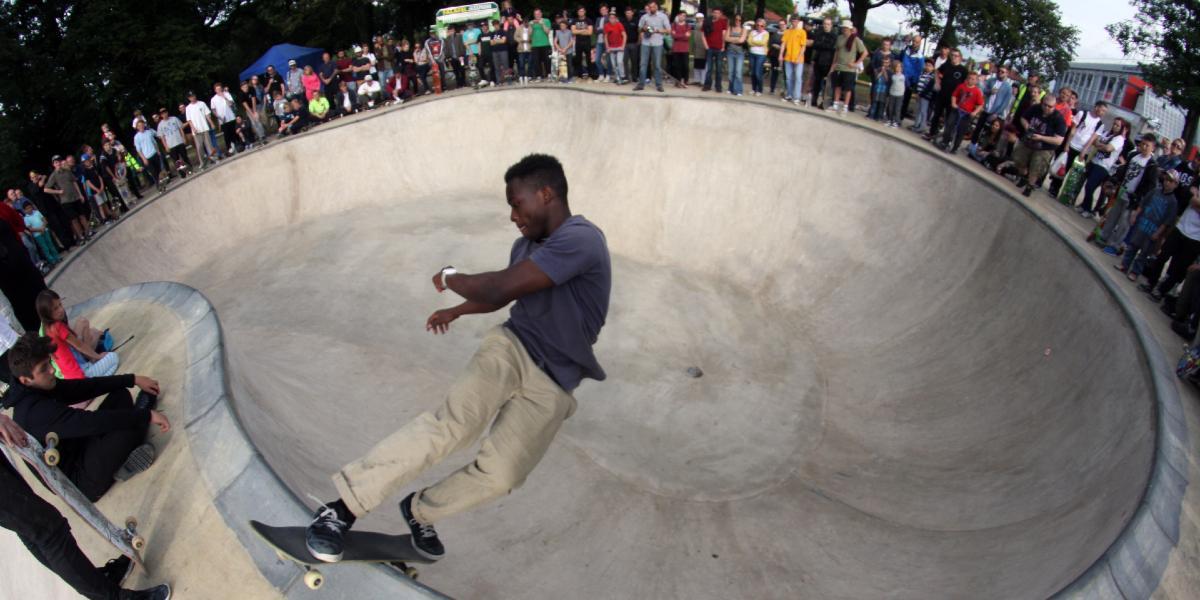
[1108, 0, 1200, 140]
[955, 0, 1078, 81]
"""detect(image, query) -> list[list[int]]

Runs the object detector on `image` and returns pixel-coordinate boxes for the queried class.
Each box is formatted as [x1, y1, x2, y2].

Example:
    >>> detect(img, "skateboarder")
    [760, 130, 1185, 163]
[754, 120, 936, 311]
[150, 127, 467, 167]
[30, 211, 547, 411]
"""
[0, 413, 171, 600]
[304, 154, 611, 562]
[4, 333, 170, 501]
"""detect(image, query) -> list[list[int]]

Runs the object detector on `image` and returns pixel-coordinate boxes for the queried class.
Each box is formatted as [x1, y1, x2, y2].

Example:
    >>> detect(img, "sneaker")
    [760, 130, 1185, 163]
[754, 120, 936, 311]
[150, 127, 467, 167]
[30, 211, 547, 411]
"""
[1138, 282, 1156, 294]
[656, 86, 664, 92]
[1101, 245, 1119, 256]
[783, 96, 791, 102]
[118, 583, 171, 600]
[101, 555, 134, 587]
[633, 84, 644, 91]
[115, 444, 156, 481]
[400, 493, 445, 560]
[305, 504, 350, 562]
[1022, 186, 1033, 197]
[1171, 320, 1196, 341]
[134, 391, 158, 411]
[1080, 211, 1093, 219]
[792, 99, 800, 106]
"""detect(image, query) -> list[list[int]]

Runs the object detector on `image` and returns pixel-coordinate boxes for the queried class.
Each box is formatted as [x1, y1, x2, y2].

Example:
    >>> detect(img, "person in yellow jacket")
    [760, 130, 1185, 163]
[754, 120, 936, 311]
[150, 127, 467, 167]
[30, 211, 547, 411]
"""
[779, 15, 808, 105]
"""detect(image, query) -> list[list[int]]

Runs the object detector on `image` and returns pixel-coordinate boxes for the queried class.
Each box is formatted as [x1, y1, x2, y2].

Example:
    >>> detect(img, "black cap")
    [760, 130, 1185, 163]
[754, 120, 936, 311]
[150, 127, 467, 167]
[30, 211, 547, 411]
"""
[187, 90, 197, 97]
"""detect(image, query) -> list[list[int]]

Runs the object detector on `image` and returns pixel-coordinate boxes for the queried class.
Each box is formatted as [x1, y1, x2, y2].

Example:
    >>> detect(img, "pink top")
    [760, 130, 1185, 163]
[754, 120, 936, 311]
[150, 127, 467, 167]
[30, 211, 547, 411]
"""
[46, 322, 85, 380]
[302, 73, 321, 100]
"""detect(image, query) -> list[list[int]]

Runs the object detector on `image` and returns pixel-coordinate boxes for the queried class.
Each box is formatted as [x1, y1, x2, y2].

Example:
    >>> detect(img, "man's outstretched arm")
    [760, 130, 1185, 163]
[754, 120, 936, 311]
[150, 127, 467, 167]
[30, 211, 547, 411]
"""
[435, 259, 555, 306]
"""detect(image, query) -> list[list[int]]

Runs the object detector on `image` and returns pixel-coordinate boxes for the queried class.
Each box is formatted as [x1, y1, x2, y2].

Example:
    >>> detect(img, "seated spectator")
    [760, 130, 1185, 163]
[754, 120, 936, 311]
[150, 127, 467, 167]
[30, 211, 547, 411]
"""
[234, 115, 259, 148]
[271, 89, 289, 125]
[386, 71, 411, 103]
[333, 81, 358, 116]
[278, 98, 311, 136]
[36, 290, 117, 389]
[358, 75, 383, 108]
[969, 116, 1004, 162]
[3, 333, 170, 502]
[308, 94, 331, 121]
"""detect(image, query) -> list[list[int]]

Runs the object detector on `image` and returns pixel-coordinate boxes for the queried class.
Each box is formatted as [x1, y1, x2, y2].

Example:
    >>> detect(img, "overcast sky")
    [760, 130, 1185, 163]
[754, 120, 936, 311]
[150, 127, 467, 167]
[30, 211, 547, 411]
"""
[835, 0, 1137, 61]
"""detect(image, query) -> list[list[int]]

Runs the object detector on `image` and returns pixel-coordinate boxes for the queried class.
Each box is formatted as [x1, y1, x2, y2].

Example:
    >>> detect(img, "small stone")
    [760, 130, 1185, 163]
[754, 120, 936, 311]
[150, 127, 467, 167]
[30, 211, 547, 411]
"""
[712, 553, 719, 559]
[687, 367, 703, 378]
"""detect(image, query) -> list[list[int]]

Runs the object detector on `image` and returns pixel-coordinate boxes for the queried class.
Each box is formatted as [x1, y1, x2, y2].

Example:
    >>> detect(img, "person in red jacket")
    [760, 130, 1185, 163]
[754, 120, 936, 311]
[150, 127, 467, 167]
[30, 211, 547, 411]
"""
[937, 71, 985, 154]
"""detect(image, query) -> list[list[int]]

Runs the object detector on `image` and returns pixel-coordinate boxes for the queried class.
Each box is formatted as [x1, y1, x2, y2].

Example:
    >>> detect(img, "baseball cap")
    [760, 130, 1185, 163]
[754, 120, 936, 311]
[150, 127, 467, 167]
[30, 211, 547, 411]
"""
[790, 14, 801, 21]
[1163, 169, 1180, 181]
[695, 12, 704, 18]
[51, 155, 63, 162]
[840, 20, 853, 28]
[80, 153, 93, 161]
[187, 90, 197, 97]
[288, 59, 297, 66]
[364, 74, 373, 81]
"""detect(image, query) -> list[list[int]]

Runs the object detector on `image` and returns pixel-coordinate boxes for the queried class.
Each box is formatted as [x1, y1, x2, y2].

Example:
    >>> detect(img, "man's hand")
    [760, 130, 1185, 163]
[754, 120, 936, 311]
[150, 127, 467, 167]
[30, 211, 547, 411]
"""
[0, 414, 27, 448]
[432, 269, 453, 293]
[149, 410, 171, 433]
[426, 308, 460, 334]
[134, 375, 160, 395]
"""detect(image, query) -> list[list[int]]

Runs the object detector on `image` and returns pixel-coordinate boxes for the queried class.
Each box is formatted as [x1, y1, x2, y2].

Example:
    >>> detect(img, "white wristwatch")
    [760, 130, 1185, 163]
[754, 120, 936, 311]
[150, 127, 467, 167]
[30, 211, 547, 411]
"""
[440, 266, 458, 289]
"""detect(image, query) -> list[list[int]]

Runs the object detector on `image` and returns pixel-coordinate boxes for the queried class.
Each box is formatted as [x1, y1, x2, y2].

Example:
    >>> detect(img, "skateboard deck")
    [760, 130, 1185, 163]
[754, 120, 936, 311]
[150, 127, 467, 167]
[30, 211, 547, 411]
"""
[1058, 158, 1086, 205]
[250, 520, 431, 590]
[2, 431, 147, 571]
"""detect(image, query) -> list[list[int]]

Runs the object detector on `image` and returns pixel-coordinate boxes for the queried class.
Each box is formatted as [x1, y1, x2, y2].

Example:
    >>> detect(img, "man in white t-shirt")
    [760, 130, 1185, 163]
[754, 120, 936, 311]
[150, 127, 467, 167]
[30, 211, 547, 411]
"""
[210, 83, 241, 155]
[1049, 100, 1109, 196]
[184, 91, 218, 168]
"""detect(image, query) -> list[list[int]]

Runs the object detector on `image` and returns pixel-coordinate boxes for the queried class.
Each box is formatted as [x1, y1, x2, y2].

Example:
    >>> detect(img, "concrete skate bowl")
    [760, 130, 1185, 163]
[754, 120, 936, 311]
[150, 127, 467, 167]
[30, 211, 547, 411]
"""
[50, 88, 1188, 599]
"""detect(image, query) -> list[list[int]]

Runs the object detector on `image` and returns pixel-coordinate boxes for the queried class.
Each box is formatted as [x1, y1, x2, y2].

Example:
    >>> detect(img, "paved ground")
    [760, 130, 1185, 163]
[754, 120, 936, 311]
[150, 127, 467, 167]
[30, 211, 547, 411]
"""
[20, 85, 1200, 598]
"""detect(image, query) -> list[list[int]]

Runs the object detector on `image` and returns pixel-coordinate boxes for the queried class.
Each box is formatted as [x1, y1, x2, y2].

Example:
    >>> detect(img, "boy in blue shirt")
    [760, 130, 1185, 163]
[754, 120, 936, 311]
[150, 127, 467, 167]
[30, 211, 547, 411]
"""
[1119, 170, 1182, 280]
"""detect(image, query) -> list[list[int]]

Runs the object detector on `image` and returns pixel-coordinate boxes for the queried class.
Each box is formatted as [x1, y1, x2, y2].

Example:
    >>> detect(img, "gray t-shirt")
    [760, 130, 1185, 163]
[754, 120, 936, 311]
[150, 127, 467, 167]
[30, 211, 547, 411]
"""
[157, 116, 186, 149]
[638, 12, 670, 46]
[505, 215, 611, 391]
[554, 29, 575, 54]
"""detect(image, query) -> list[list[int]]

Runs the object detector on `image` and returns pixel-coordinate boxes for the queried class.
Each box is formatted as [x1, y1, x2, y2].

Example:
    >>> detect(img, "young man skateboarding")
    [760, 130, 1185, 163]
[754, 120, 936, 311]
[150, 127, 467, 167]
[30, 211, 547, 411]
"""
[305, 154, 611, 562]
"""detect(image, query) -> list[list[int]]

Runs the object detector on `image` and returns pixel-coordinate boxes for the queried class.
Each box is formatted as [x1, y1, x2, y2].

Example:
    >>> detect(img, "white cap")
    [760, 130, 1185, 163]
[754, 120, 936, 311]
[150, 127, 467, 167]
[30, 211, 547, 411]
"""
[695, 12, 704, 18]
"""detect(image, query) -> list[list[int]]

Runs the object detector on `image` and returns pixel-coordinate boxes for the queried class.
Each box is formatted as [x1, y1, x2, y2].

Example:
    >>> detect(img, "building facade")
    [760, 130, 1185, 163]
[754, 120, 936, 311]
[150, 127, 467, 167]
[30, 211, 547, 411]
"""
[1058, 60, 1188, 143]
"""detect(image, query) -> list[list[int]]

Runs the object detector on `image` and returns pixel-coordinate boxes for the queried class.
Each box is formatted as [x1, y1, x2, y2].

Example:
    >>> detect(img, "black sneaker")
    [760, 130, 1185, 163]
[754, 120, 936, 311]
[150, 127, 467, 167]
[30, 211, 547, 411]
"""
[101, 555, 133, 586]
[135, 391, 158, 411]
[305, 505, 350, 563]
[1022, 186, 1033, 197]
[1171, 320, 1196, 341]
[1138, 282, 1156, 294]
[119, 583, 171, 600]
[399, 493, 445, 560]
[115, 444, 156, 481]
[633, 84, 644, 91]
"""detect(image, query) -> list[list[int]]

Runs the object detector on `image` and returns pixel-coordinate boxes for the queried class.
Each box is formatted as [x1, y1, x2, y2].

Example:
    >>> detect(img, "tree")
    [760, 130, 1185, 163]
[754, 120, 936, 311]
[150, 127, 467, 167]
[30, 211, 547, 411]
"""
[955, 0, 1078, 81]
[1108, 0, 1200, 146]
[804, 0, 935, 35]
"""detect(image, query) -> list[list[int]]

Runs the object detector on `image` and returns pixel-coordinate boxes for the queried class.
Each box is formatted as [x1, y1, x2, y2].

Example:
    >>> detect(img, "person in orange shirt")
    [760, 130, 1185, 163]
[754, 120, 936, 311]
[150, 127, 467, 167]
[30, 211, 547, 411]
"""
[778, 15, 807, 105]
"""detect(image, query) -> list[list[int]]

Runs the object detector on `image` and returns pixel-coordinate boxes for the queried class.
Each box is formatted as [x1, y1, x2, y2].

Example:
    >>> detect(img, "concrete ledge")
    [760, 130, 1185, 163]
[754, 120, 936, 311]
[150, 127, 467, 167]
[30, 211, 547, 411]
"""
[67, 282, 449, 599]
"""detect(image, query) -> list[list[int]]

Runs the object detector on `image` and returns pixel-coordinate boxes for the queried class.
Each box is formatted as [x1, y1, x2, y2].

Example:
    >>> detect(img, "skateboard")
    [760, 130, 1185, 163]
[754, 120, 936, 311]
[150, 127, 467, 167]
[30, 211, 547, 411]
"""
[465, 56, 481, 89]
[431, 62, 443, 94]
[1057, 158, 1086, 206]
[250, 520, 433, 590]
[174, 158, 191, 179]
[556, 52, 568, 82]
[2, 431, 147, 571]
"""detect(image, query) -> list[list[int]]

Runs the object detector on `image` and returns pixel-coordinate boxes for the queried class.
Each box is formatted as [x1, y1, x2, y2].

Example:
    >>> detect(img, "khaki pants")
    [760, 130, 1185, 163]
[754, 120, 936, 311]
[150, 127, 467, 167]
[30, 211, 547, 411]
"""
[192, 128, 217, 165]
[1012, 143, 1053, 185]
[333, 325, 576, 523]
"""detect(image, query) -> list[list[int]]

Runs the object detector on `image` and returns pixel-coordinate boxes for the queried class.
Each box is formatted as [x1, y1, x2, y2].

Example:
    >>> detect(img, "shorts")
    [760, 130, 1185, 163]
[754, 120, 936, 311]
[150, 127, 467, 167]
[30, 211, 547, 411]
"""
[63, 200, 87, 219]
[831, 70, 857, 91]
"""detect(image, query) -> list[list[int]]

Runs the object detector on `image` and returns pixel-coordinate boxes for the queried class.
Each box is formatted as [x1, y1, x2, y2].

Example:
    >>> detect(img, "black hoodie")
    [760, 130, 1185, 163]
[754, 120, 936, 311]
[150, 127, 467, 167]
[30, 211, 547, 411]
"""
[4, 374, 147, 459]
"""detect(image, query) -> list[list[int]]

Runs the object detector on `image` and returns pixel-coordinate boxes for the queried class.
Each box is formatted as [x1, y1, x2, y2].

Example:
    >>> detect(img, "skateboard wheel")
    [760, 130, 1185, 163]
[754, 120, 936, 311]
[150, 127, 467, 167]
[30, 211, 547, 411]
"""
[44, 448, 60, 467]
[405, 567, 419, 580]
[131, 536, 146, 551]
[46, 432, 60, 446]
[125, 517, 139, 530]
[304, 569, 324, 590]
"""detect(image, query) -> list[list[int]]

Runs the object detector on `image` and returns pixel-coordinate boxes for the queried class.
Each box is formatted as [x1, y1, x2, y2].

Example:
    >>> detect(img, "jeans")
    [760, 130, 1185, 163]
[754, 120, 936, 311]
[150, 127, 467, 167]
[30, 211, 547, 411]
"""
[492, 50, 510, 82]
[533, 45, 551, 78]
[595, 42, 607, 78]
[726, 49, 744, 94]
[704, 48, 725, 91]
[868, 99, 886, 120]
[333, 326, 576, 524]
[1146, 228, 1200, 294]
[1121, 229, 1156, 276]
[0, 463, 119, 600]
[639, 44, 664, 87]
[33, 232, 59, 263]
[784, 61, 803, 100]
[608, 50, 625, 81]
[517, 52, 532, 78]
[940, 109, 974, 149]
[81, 350, 120, 378]
[573, 45, 591, 79]
[1080, 163, 1111, 213]
[885, 95, 903, 122]
[770, 59, 781, 93]
[912, 97, 932, 130]
[625, 44, 640, 81]
[748, 54, 766, 93]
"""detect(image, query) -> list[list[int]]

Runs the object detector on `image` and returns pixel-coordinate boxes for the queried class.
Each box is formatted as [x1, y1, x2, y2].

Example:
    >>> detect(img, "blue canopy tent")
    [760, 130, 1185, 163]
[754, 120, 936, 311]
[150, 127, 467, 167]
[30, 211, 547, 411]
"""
[239, 43, 325, 82]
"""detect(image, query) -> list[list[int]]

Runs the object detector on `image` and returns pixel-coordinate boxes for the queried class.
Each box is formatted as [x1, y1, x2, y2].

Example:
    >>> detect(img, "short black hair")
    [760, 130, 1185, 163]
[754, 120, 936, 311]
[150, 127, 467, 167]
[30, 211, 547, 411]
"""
[8, 333, 56, 380]
[504, 154, 568, 204]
